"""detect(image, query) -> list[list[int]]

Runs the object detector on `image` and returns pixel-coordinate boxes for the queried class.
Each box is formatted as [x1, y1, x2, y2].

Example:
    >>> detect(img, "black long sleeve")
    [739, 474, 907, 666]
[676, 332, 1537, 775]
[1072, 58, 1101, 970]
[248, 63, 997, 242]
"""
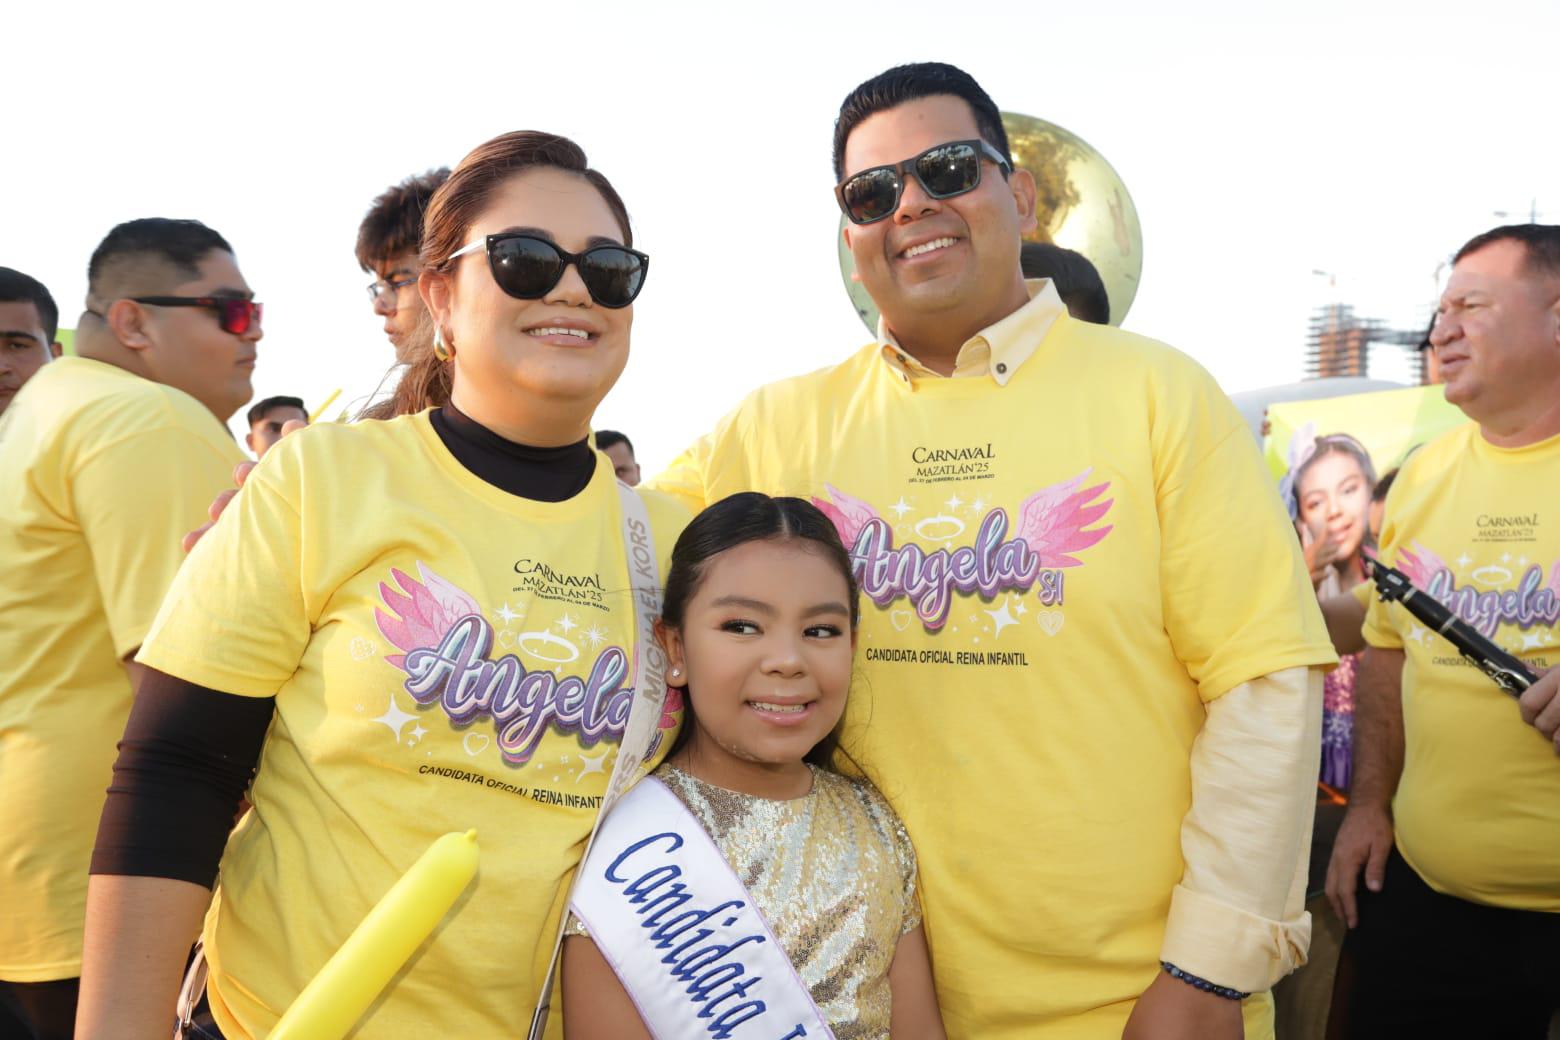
[90, 670, 274, 885]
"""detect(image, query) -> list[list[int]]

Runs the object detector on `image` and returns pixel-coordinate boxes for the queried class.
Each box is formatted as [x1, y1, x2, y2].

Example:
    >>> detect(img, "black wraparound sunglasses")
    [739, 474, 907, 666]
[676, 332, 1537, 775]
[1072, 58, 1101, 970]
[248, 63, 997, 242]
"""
[448, 233, 649, 309]
[835, 139, 1012, 225]
[131, 296, 262, 335]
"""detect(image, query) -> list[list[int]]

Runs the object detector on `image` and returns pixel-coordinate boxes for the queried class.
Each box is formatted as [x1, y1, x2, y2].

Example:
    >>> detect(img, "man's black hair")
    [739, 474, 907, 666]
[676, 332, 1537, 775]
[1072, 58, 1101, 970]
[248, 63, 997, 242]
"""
[1453, 223, 1560, 277]
[832, 62, 1010, 181]
[355, 168, 452, 272]
[594, 429, 633, 455]
[246, 395, 306, 428]
[86, 218, 233, 296]
[0, 267, 60, 343]
[1019, 243, 1111, 324]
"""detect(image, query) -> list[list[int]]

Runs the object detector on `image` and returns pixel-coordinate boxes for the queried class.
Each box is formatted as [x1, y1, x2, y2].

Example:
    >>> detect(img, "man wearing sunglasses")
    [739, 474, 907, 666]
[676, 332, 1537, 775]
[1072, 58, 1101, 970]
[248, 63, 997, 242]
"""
[0, 218, 254, 1039]
[652, 62, 1334, 1039]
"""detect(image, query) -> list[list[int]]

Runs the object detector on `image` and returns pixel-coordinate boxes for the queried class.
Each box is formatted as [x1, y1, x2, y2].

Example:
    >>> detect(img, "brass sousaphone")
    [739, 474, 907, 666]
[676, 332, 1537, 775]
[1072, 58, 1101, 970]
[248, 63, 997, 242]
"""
[838, 111, 1144, 332]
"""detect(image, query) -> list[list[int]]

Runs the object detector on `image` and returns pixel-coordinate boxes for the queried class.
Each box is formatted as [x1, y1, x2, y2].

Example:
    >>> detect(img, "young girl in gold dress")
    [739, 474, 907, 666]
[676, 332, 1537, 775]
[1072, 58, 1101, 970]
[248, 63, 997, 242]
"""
[563, 493, 946, 1040]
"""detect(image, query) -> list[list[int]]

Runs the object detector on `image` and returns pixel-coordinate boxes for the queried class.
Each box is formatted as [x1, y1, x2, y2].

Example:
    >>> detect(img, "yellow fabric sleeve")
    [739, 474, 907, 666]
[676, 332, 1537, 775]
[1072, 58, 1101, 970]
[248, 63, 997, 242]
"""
[1160, 666, 1322, 993]
[137, 440, 310, 696]
[645, 429, 720, 516]
[73, 424, 240, 659]
[1154, 381, 1336, 700]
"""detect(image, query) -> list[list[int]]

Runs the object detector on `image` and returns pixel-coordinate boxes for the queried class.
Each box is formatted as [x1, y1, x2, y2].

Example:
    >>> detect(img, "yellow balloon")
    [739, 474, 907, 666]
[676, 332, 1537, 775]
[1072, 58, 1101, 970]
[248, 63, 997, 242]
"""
[837, 111, 1144, 332]
[270, 829, 480, 1040]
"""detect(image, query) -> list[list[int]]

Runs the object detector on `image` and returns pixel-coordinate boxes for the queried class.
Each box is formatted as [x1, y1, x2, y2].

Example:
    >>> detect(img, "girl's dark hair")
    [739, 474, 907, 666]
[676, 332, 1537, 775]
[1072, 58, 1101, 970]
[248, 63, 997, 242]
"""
[378, 131, 632, 421]
[661, 493, 860, 770]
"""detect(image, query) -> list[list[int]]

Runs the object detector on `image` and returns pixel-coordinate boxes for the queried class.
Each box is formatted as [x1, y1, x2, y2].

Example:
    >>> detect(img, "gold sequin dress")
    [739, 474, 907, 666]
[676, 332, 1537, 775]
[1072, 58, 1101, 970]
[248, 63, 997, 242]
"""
[570, 763, 921, 1039]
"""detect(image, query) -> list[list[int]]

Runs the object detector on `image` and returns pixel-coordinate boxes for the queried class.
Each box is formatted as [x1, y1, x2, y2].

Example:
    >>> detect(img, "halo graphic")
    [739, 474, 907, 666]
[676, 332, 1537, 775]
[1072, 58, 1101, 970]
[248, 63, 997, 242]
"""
[1470, 565, 1512, 587]
[517, 630, 580, 664]
[914, 514, 967, 542]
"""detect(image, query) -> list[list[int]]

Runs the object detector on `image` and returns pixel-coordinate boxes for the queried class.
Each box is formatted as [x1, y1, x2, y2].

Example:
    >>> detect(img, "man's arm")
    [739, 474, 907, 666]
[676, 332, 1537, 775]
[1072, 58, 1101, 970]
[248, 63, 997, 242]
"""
[74, 424, 242, 658]
[1156, 667, 1323, 996]
[1324, 646, 1405, 927]
[1319, 589, 1369, 656]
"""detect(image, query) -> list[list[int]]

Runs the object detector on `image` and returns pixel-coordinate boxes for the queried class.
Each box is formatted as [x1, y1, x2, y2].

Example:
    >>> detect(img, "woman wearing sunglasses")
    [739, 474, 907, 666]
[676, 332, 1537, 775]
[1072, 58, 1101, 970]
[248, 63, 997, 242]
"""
[75, 131, 687, 1039]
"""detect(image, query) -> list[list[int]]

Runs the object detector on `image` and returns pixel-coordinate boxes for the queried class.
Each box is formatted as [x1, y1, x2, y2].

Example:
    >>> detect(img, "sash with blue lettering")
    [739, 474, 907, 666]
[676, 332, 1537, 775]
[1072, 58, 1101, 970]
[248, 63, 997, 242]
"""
[570, 776, 834, 1040]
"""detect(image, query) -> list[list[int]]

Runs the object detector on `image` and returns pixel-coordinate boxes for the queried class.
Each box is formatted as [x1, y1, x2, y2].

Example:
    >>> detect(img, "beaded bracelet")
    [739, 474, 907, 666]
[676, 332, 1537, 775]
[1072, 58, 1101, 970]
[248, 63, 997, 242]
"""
[1160, 961, 1250, 1001]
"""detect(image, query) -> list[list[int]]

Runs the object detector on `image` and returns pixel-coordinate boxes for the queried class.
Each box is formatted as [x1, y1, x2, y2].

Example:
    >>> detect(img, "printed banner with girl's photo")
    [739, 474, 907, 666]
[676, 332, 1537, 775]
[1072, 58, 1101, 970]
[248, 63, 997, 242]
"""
[1262, 383, 1464, 792]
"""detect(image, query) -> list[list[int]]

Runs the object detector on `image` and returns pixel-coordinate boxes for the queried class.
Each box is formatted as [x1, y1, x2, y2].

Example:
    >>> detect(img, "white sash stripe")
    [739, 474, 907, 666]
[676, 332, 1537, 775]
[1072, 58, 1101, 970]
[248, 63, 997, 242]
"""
[528, 481, 670, 1039]
[571, 778, 834, 1040]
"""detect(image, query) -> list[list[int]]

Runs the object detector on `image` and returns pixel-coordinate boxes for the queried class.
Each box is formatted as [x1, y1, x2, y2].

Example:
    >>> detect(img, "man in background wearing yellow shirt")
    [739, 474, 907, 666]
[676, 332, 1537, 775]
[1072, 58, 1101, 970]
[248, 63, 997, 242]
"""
[1326, 224, 1560, 1036]
[0, 218, 257, 1040]
[652, 62, 1335, 1039]
[0, 267, 63, 422]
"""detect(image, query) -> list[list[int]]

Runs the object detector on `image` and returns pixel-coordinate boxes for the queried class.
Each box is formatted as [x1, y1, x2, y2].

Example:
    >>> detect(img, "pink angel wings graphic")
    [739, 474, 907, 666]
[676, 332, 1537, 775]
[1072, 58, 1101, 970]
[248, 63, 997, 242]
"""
[374, 562, 484, 671]
[1015, 469, 1114, 568]
[1394, 541, 1451, 589]
[811, 484, 881, 547]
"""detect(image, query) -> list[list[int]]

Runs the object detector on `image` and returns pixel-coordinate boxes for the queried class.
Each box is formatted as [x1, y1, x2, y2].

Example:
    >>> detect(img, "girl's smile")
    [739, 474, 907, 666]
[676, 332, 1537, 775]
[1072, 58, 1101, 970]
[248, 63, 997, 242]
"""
[656, 507, 860, 802]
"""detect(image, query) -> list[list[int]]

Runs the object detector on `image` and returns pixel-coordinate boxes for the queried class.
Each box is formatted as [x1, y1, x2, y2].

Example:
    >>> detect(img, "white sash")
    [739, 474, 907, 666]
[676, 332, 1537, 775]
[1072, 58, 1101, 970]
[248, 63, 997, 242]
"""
[527, 482, 671, 1039]
[570, 777, 834, 1040]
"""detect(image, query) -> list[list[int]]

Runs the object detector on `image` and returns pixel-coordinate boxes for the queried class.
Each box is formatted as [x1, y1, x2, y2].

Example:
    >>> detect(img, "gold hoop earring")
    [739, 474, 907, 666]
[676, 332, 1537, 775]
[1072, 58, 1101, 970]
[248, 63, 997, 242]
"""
[433, 326, 452, 362]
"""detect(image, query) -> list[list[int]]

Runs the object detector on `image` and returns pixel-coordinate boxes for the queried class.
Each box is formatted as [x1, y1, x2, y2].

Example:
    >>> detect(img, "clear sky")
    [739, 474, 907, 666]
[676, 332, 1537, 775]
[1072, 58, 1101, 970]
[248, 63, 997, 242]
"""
[9, 0, 1555, 471]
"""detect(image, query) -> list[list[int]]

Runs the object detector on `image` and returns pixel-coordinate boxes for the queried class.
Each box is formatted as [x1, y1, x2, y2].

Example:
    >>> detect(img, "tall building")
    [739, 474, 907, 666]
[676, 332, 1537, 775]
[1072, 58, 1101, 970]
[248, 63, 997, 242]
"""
[1305, 303, 1436, 384]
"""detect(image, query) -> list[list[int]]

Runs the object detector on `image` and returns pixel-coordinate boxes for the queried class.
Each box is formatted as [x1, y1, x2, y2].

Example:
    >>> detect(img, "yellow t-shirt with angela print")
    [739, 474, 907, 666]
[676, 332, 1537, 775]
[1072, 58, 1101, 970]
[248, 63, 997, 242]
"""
[137, 411, 688, 1038]
[0, 357, 244, 982]
[1363, 422, 1560, 911]
[651, 309, 1334, 1039]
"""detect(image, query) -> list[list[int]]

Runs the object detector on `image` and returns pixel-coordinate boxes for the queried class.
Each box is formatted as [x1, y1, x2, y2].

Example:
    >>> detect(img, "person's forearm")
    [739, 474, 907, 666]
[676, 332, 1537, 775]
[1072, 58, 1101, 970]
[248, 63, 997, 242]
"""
[1348, 647, 1405, 811]
[77, 874, 212, 1040]
[1161, 667, 1322, 992]
[1320, 593, 1367, 656]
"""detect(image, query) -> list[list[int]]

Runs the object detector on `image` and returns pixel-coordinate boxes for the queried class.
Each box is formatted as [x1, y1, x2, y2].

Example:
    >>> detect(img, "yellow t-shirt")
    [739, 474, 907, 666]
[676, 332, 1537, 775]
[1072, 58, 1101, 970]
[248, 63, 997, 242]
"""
[1363, 422, 1560, 910]
[137, 412, 688, 1038]
[652, 314, 1333, 1039]
[0, 356, 244, 982]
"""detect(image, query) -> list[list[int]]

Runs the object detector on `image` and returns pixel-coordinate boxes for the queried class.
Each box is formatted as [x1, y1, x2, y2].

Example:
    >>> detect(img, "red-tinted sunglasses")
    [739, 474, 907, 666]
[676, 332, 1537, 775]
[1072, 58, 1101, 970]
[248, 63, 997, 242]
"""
[132, 296, 263, 335]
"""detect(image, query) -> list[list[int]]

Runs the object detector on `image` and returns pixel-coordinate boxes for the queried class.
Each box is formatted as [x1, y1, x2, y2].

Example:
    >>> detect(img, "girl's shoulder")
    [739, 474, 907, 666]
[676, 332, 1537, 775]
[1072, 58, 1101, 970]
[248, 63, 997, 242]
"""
[812, 770, 920, 889]
[813, 771, 910, 837]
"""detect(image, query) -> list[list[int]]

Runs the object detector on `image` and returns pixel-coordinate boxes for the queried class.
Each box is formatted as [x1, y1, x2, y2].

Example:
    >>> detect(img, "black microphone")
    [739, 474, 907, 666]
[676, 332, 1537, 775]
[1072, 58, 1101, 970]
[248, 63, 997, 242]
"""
[1366, 557, 1537, 697]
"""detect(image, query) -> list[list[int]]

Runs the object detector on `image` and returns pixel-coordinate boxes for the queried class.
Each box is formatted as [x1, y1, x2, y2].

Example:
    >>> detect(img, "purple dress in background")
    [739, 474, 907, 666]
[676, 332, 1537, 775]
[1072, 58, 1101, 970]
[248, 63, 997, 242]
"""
[1321, 651, 1358, 790]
